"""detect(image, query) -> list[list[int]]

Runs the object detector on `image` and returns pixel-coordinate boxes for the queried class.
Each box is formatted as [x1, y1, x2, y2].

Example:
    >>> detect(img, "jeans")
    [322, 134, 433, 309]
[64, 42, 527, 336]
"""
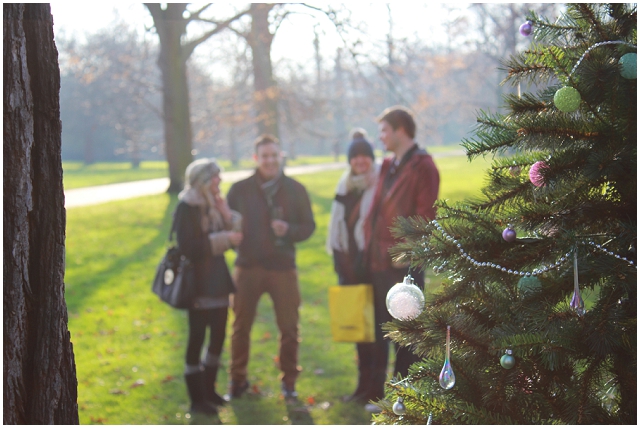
[230, 266, 301, 388]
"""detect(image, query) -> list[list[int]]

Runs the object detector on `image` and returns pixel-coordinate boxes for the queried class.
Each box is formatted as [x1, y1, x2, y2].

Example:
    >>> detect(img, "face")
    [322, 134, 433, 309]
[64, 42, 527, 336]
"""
[208, 173, 222, 195]
[378, 120, 399, 153]
[349, 154, 373, 176]
[254, 142, 282, 180]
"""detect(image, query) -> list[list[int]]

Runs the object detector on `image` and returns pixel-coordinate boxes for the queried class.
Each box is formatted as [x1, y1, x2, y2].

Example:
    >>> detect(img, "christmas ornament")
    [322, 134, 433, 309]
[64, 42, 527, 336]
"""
[392, 397, 406, 415]
[570, 249, 585, 316]
[518, 276, 542, 294]
[386, 275, 425, 321]
[502, 226, 517, 243]
[553, 86, 581, 112]
[619, 52, 637, 79]
[439, 326, 455, 389]
[528, 161, 549, 187]
[519, 20, 533, 36]
[500, 349, 515, 369]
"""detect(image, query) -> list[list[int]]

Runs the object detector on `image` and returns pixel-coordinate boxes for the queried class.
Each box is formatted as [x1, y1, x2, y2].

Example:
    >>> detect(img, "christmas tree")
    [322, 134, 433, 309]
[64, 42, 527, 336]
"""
[374, 4, 636, 425]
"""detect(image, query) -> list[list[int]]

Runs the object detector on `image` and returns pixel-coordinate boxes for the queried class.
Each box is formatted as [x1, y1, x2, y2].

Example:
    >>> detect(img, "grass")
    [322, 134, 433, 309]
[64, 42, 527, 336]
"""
[64, 153, 491, 424]
[62, 145, 465, 190]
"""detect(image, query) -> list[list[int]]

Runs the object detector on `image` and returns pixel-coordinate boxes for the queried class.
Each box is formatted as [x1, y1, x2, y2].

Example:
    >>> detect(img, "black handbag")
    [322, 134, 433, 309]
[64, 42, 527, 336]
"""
[152, 217, 196, 309]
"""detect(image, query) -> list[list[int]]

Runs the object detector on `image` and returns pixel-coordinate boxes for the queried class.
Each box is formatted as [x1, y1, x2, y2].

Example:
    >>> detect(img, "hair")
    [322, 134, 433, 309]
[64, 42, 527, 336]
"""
[376, 105, 416, 139]
[349, 127, 368, 141]
[254, 134, 280, 153]
[184, 158, 221, 190]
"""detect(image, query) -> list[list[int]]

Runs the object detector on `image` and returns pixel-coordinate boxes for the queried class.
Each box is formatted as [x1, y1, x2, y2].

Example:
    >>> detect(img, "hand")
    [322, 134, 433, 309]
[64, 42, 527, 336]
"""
[271, 219, 289, 237]
[214, 194, 232, 222]
[227, 231, 243, 247]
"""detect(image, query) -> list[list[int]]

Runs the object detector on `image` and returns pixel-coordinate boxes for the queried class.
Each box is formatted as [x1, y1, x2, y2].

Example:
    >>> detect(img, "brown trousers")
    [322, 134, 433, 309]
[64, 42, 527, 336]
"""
[230, 266, 301, 388]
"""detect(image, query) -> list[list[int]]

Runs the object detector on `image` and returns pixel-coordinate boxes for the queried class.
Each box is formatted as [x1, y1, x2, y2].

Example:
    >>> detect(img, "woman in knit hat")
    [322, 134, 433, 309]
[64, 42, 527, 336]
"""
[173, 158, 242, 416]
[326, 128, 379, 403]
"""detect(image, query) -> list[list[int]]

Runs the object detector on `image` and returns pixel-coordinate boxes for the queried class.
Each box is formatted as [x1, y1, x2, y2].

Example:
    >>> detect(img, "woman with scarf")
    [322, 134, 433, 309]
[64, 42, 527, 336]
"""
[174, 158, 242, 415]
[326, 129, 379, 404]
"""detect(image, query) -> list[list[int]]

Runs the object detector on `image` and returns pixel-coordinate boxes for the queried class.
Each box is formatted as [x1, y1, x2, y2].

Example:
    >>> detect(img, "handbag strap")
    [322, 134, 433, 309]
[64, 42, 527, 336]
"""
[168, 210, 178, 243]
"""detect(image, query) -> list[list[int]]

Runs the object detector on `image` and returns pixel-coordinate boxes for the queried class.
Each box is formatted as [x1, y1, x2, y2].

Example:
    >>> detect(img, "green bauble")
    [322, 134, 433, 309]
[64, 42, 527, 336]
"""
[619, 53, 637, 79]
[518, 276, 541, 294]
[500, 354, 516, 369]
[553, 86, 581, 112]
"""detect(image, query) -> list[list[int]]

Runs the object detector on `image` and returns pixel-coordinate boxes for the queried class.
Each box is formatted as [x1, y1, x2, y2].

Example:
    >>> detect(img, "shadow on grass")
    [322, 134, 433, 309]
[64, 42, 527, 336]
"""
[65, 194, 178, 314]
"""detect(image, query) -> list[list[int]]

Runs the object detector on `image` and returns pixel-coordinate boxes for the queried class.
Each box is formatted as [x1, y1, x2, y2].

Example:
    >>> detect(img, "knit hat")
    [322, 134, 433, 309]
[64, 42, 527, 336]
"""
[184, 158, 222, 189]
[347, 137, 375, 162]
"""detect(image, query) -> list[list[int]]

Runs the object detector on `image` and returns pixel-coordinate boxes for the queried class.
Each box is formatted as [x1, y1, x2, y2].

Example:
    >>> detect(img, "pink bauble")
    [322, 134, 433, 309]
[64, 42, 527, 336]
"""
[529, 161, 548, 187]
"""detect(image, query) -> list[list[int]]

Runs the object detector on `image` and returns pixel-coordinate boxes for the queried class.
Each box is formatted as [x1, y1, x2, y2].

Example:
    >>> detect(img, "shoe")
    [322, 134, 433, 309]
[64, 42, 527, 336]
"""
[281, 382, 298, 401]
[229, 380, 250, 398]
[364, 403, 382, 413]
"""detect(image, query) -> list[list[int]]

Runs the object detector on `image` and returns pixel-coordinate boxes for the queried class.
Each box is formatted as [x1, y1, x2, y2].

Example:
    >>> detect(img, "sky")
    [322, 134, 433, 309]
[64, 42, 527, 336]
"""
[49, 2, 457, 74]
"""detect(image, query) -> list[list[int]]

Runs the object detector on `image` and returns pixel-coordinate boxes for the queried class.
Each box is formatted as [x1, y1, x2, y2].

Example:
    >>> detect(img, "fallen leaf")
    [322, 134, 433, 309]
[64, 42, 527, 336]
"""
[130, 379, 145, 388]
[139, 334, 151, 340]
[314, 368, 325, 375]
[306, 396, 316, 405]
[251, 384, 261, 394]
[90, 416, 107, 424]
[161, 375, 175, 383]
[109, 389, 126, 395]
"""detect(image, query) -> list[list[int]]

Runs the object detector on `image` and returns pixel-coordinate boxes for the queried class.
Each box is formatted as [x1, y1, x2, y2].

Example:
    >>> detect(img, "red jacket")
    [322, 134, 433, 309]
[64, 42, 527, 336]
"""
[363, 147, 440, 272]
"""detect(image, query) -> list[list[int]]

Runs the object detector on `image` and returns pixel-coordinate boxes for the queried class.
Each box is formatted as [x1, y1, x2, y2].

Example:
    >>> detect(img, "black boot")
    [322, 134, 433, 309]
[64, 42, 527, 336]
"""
[184, 371, 218, 416]
[203, 364, 228, 406]
[342, 367, 372, 403]
[366, 369, 388, 402]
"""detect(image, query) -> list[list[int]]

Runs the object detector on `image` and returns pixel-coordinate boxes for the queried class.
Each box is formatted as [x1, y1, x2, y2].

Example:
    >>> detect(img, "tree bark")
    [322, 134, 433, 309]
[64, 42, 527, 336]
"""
[146, 3, 193, 193]
[248, 4, 279, 138]
[3, 3, 78, 424]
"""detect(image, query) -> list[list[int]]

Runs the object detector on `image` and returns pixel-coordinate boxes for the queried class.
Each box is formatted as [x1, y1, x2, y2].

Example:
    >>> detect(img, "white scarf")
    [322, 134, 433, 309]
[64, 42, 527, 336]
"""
[326, 164, 379, 254]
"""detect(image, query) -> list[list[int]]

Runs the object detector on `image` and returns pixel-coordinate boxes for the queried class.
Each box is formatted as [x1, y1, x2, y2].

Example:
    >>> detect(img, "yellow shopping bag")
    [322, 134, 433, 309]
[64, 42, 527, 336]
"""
[328, 284, 375, 343]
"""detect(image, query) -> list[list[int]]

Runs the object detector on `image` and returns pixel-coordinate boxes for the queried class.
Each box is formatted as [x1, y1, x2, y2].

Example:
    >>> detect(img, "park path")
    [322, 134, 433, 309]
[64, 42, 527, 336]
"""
[64, 162, 346, 208]
[64, 150, 465, 208]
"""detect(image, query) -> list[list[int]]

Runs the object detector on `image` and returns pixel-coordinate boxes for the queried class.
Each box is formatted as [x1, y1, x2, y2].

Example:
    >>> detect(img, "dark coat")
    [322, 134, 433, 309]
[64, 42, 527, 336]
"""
[174, 202, 235, 301]
[227, 172, 316, 270]
[363, 147, 440, 272]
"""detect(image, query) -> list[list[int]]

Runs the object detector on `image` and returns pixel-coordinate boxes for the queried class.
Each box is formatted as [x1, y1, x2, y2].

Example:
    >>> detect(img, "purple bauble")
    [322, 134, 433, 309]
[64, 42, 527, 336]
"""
[529, 161, 548, 187]
[502, 227, 517, 243]
[519, 21, 533, 36]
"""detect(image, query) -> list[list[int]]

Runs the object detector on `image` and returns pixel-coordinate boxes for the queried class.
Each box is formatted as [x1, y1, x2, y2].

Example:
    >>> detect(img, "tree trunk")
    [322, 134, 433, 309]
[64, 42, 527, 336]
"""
[249, 4, 279, 138]
[3, 3, 78, 424]
[147, 4, 193, 193]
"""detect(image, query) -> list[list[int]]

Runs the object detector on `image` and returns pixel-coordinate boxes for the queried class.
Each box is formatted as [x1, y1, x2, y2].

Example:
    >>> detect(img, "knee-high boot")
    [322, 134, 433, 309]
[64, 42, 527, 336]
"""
[184, 369, 218, 416]
[343, 343, 375, 403]
[202, 363, 228, 406]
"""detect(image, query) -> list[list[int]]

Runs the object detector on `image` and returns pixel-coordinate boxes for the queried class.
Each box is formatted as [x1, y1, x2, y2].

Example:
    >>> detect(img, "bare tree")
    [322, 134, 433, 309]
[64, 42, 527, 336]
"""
[3, 3, 78, 424]
[144, 3, 248, 192]
[58, 23, 162, 166]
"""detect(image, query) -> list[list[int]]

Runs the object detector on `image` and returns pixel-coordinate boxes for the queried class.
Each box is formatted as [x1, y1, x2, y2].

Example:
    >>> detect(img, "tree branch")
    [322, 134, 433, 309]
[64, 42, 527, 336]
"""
[182, 7, 250, 60]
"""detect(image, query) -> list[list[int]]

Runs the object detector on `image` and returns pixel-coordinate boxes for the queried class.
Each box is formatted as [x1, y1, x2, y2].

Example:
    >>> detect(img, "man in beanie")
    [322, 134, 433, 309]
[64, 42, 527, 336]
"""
[326, 128, 379, 404]
[362, 106, 440, 412]
[226, 135, 315, 402]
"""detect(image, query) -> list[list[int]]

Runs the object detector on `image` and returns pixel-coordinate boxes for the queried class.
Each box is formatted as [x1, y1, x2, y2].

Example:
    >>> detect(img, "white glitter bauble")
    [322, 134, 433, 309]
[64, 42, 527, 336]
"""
[386, 276, 425, 320]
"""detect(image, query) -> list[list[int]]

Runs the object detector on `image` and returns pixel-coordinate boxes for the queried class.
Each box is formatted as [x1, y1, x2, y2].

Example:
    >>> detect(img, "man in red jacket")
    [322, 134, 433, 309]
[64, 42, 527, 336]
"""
[362, 106, 440, 411]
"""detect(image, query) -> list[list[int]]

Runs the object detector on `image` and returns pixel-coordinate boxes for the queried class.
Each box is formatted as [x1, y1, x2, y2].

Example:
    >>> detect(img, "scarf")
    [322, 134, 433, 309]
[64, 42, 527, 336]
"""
[326, 164, 379, 254]
[178, 186, 240, 256]
[259, 170, 284, 208]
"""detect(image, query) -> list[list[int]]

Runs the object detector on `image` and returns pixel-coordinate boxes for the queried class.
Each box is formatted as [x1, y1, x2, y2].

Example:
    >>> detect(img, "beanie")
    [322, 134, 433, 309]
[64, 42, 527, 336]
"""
[347, 137, 375, 162]
[184, 158, 222, 189]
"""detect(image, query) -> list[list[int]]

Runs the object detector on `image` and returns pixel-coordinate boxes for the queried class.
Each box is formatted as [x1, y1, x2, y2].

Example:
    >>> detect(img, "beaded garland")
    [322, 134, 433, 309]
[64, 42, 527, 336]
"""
[426, 219, 635, 277]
